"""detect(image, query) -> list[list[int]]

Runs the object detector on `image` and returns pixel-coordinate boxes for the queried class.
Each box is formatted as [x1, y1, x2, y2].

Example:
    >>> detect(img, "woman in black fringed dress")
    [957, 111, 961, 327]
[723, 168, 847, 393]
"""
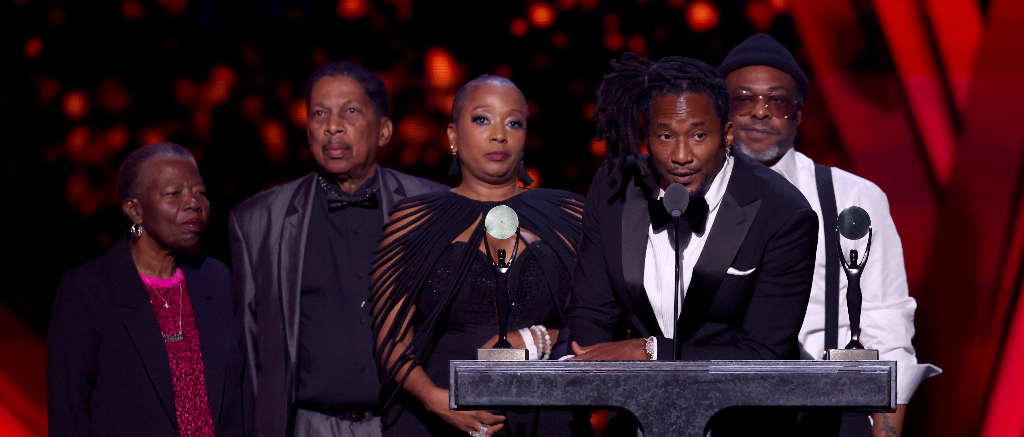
[370, 75, 583, 437]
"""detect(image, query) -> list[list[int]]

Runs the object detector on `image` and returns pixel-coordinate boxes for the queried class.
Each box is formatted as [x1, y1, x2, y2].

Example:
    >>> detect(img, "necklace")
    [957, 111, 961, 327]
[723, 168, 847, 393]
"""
[155, 280, 184, 343]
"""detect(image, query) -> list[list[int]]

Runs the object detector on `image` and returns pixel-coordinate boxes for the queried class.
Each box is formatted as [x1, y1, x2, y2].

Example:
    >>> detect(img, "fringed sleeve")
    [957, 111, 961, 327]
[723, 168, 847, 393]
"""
[369, 192, 482, 416]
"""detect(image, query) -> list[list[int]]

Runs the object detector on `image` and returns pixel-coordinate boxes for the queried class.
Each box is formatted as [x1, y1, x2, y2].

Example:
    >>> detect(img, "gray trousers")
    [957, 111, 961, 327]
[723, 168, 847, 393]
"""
[294, 408, 382, 437]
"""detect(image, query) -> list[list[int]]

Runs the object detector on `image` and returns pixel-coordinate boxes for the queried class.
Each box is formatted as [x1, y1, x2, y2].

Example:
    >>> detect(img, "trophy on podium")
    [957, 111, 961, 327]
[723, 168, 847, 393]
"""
[824, 206, 880, 361]
[477, 205, 529, 361]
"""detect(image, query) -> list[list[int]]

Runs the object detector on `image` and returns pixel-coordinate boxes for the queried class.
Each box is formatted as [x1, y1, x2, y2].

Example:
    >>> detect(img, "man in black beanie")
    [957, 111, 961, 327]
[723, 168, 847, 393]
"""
[719, 33, 940, 437]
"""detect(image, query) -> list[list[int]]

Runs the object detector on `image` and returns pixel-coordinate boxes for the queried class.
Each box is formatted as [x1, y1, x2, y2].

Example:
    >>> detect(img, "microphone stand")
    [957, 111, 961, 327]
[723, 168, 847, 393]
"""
[673, 216, 683, 360]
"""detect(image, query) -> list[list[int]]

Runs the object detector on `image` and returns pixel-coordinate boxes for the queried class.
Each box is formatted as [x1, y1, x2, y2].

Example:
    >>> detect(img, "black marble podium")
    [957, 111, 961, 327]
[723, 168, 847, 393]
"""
[450, 360, 895, 437]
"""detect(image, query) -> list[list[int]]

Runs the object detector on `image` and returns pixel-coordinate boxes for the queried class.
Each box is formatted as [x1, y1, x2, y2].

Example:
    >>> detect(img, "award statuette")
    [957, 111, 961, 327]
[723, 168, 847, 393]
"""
[477, 205, 529, 361]
[825, 206, 880, 361]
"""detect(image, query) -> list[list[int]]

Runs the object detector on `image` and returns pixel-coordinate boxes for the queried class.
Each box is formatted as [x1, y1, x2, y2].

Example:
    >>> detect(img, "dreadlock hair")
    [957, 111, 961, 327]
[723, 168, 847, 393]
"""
[593, 52, 730, 191]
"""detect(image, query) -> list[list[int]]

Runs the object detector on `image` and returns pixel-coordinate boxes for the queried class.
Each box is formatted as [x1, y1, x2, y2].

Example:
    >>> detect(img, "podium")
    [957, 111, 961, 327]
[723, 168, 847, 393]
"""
[450, 360, 895, 437]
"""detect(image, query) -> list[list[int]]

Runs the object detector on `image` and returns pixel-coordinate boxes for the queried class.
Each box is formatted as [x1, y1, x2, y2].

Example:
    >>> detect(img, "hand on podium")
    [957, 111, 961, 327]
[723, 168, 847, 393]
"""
[421, 386, 505, 436]
[571, 340, 649, 361]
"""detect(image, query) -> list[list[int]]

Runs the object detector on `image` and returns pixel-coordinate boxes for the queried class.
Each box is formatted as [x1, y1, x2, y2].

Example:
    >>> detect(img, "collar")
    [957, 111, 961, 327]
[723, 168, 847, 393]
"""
[768, 146, 799, 182]
[317, 169, 380, 198]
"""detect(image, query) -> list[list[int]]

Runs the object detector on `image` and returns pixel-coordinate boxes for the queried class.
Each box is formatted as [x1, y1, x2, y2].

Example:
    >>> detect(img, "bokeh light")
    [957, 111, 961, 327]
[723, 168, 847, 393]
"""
[769, 0, 787, 12]
[510, 17, 529, 37]
[260, 119, 288, 164]
[687, 1, 720, 33]
[604, 33, 624, 52]
[550, 31, 570, 49]
[121, 0, 145, 20]
[337, 0, 369, 20]
[425, 47, 459, 89]
[62, 90, 89, 122]
[628, 34, 649, 57]
[528, 2, 557, 29]
[744, 0, 774, 32]
[156, 0, 188, 17]
[24, 37, 42, 59]
[205, 64, 237, 106]
[289, 100, 308, 128]
[589, 137, 606, 157]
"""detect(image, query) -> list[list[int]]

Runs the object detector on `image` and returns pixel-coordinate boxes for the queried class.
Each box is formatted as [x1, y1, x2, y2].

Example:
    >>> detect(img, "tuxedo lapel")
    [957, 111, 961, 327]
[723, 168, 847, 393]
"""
[279, 174, 316, 370]
[110, 238, 178, 429]
[183, 260, 224, 430]
[678, 166, 761, 341]
[621, 174, 662, 337]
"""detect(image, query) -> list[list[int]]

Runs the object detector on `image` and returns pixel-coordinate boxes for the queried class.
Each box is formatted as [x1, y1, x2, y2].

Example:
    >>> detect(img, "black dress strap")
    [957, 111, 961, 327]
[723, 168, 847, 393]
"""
[814, 163, 840, 351]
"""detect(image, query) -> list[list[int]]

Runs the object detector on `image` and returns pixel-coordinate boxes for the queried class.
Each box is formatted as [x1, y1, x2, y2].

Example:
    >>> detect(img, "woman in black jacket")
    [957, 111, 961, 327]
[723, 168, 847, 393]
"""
[47, 142, 251, 437]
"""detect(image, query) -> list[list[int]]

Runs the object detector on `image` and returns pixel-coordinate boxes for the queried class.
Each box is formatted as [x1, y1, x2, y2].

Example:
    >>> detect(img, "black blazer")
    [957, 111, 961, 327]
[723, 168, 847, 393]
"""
[227, 167, 447, 437]
[47, 234, 252, 437]
[564, 151, 818, 360]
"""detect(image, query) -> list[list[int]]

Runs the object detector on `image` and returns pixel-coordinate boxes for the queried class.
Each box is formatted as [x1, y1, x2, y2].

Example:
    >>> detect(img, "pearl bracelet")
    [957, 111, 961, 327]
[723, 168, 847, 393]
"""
[519, 327, 539, 360]
[530, 325, 551, 360]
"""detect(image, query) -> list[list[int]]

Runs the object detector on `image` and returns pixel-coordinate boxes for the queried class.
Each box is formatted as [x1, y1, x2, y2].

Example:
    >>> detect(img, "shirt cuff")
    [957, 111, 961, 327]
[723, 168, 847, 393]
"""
[896, 362, 942, 404]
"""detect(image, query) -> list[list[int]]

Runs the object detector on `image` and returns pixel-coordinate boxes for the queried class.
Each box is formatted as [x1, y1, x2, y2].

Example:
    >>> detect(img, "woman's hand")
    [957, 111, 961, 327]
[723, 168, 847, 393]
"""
[423, 386, 505, 435]
[481, 328, 560, 353]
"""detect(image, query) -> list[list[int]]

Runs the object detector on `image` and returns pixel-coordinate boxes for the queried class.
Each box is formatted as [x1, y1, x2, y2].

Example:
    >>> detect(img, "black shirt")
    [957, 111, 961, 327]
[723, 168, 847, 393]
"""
[296, 174, 384, 414]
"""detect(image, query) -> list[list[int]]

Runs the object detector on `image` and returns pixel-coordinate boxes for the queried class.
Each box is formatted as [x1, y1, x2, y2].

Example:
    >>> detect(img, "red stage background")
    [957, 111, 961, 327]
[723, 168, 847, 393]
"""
[3, 0, 1024, 436]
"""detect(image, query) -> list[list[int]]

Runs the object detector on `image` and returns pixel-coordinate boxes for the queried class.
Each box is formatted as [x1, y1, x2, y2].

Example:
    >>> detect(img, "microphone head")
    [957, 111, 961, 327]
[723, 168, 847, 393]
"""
[663, 183, 689, 218]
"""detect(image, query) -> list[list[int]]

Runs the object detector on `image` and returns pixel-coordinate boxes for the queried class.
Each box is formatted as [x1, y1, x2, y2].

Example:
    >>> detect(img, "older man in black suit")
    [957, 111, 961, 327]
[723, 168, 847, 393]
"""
[229, 61, 446, 437]
[563, 54, 817, 433]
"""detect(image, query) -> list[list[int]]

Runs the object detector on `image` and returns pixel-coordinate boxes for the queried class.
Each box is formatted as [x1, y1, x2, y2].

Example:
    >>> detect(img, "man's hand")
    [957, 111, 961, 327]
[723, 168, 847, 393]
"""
[571, 339, 649, 361]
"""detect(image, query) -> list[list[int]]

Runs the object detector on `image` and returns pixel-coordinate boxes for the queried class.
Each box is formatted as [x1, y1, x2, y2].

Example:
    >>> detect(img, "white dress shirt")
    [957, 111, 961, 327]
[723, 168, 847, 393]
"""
[770, 147, 941, 404]
[644, 154, 734, 340]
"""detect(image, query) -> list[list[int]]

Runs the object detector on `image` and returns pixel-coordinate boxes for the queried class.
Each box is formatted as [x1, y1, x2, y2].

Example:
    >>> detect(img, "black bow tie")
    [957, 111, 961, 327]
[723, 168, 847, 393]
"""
[327, 191, 379, 211]
[319, 176, 380, 211]
[649, 195, 710, 234]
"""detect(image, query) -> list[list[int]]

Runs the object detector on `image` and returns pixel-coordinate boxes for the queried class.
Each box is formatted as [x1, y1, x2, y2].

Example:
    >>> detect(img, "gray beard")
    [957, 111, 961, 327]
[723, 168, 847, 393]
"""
[732, 140, 784, 163]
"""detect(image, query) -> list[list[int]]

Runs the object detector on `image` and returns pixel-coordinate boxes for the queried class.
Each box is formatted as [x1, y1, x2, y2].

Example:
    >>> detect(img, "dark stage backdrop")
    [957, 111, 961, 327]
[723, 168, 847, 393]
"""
[3, 1, 1024, 436]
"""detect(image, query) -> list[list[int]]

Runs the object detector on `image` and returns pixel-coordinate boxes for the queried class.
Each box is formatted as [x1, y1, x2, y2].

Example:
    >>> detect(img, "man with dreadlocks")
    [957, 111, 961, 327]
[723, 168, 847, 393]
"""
[561, 53, 818, 433]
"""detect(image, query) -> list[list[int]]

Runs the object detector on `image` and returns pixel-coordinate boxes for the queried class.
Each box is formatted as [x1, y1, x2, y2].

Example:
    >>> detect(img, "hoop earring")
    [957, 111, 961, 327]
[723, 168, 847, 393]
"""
[518, 161, 534, 186]
[130, 223, 143, 238]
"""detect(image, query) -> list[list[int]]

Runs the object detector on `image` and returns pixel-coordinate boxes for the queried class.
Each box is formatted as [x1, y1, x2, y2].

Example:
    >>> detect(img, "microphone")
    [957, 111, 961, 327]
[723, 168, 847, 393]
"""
[663, 183, 688, 360]
[664, 183, 689, 218]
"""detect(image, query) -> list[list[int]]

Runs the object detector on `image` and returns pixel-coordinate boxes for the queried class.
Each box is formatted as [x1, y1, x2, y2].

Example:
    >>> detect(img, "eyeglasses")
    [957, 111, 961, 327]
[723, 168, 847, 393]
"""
[729, 90, 801, 119]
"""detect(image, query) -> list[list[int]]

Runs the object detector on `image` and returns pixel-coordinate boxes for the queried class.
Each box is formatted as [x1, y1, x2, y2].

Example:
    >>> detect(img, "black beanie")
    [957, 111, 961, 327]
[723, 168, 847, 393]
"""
[718, 33, 809, 99]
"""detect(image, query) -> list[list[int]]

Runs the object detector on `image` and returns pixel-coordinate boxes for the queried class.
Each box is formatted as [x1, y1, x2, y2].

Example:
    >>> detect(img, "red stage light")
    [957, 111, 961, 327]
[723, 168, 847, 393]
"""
[556, 0, 577, 11]
[528, 2, 556, 28]
[240, 95, 264, 124]
[769, 0, 787, 13]
[65, 126, 90, 159]
[311, 47, 330, 67]
[62, 90, 89, 122]
[205, 64, 236, 106]
[156, 0, 188, 17]
[589, 137, 606, 157]
[260, 119, 288, 164]
[24, 37, 42, 59]
[628, 34, 648, 57]
[337, 0, 369, 19]
[510, 17, 529, 37]
[98, 78, 132, 115]
[687, 1, 719, 33]
[425, 47, 459, 89]
[289, 100, 308, 128]
[604, 13, 620, 32]
[667, 0, 685, 10]
[106, 125, 129, 154]
[744, 0, 774, 32]
[604, 33, 624, 52]
[121, 0, 145, 20]
[550, 31, 570, 49]
[519, 166, 542, 187]
[140, 127, 165, 146]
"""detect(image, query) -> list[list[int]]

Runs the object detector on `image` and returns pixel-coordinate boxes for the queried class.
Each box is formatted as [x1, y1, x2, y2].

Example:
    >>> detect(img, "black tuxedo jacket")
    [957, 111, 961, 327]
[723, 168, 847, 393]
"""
[47, 234, 252, 437]
[228, 166, 447, 437]
[565, 151, 818, 360]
